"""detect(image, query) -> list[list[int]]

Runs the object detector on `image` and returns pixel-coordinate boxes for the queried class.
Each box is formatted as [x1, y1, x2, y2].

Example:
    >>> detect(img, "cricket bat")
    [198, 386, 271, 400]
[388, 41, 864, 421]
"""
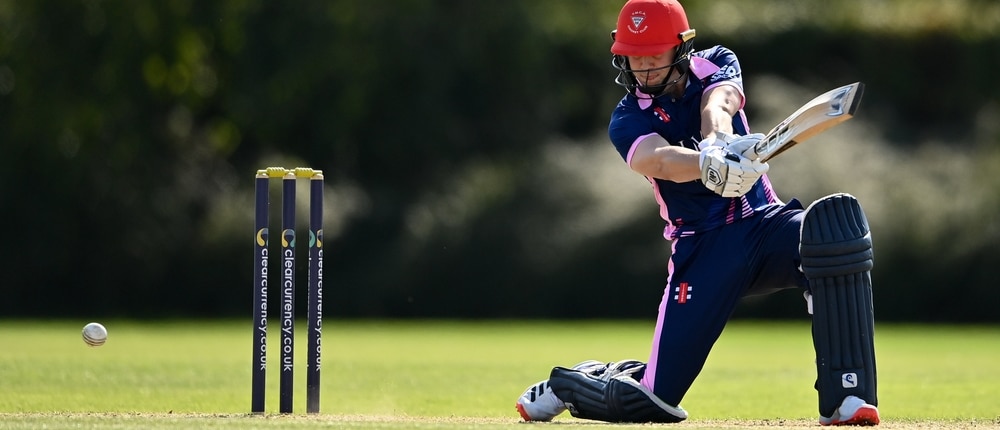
[754, 82, 865, 162]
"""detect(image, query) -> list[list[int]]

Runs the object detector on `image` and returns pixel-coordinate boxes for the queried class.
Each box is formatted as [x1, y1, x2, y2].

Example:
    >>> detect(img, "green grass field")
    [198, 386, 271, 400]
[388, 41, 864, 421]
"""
[0, 320, 998, 429]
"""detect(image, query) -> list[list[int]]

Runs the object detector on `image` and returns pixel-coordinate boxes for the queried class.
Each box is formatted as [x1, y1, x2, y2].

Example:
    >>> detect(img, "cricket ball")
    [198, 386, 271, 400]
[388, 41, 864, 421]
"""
[82, 322, 108, 347]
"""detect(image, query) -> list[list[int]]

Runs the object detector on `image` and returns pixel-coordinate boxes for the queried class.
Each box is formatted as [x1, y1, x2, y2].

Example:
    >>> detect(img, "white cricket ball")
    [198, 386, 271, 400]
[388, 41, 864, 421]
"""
[82, 322, 108, 347]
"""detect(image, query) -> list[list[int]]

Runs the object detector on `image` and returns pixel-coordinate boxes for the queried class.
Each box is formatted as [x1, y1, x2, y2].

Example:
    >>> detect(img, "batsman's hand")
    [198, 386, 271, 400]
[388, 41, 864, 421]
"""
[698, 145, 769, 197]
[698, 132, 767, 161]
[723, 132, 767, 161]
[697, 131, 731, 150]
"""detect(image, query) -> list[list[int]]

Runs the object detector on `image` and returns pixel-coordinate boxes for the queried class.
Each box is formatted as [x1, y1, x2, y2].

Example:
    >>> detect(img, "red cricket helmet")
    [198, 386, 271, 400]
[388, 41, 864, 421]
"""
[612, 0, 693, 56]
[610, 0, 696, 96]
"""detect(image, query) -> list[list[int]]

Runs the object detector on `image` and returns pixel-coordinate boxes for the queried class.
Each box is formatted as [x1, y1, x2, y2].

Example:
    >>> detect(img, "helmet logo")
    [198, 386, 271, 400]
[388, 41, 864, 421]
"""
[628, 11, 648, 33]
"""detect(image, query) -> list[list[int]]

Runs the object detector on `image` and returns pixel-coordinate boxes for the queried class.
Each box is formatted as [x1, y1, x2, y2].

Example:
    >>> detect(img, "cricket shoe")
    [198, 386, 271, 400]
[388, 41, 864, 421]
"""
[515, 360, 605, 421]
[819, 395, 880, 426]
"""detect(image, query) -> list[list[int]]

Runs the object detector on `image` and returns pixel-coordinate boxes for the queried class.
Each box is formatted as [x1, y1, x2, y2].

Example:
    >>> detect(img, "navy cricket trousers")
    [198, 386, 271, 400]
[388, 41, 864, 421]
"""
[641, 200, 809, 407]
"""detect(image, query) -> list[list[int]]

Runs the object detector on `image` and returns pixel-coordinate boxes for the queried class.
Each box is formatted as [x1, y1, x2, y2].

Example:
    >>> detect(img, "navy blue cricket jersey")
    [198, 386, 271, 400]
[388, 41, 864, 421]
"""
[606, 45, 809, 408]
[608, 45, 781, 239]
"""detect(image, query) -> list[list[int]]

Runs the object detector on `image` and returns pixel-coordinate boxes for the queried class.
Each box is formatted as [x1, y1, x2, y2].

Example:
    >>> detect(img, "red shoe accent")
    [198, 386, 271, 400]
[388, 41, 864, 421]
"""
[822, 404, 880, 426]
[515, 403, 532, 421]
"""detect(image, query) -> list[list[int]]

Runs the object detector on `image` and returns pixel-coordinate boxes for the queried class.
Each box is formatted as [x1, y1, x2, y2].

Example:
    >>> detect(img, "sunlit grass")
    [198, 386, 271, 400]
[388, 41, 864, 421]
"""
[0, 319, 998, 429]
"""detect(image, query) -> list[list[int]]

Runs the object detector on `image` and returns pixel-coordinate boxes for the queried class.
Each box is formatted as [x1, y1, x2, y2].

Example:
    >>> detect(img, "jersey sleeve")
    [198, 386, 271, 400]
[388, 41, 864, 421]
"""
[691, 46, 745, 109]
[608, 101, 654, 165]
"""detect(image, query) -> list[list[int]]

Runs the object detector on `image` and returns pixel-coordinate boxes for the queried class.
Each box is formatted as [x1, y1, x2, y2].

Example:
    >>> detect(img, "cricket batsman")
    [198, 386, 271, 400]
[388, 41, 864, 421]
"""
[515, 0, 880, 425]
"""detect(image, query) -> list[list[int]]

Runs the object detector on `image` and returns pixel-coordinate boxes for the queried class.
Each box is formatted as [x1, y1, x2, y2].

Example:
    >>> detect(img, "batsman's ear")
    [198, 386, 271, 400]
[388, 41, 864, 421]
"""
[610, 30, 617, 41]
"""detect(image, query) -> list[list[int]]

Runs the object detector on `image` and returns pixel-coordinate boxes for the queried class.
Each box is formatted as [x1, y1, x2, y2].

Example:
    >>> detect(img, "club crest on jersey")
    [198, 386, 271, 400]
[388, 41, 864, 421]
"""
[629, 11, 647, 33]
[653, 107, 671, 123]
[674, 282, 693, 303]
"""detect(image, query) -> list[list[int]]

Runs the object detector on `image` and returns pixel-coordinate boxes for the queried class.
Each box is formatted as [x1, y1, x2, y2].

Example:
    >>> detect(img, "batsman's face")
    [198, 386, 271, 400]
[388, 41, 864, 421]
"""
[627, 51, 678, 87]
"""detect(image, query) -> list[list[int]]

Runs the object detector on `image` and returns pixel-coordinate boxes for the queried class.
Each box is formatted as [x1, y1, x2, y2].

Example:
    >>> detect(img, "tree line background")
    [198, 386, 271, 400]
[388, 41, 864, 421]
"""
[2, 1, 998, 322]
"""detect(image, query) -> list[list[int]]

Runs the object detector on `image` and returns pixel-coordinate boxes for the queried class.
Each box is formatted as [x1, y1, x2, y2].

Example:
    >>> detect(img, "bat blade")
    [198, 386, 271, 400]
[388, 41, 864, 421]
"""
[755, 82, 864, 162]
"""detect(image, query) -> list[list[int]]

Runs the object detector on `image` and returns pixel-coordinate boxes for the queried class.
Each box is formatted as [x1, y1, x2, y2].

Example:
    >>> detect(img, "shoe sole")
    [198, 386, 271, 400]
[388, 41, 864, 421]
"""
[821, 405, 880, 426]
[515, 402, 540, 422]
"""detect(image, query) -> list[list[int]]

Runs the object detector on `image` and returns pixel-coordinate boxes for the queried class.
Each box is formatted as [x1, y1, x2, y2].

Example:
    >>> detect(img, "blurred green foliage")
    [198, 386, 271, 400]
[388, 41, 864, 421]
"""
[1, 1, 997, 321]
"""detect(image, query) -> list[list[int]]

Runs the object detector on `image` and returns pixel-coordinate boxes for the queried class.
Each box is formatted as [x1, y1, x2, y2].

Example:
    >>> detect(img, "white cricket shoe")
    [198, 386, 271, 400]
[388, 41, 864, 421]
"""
[819, 395, 880, 426]
[515, 360, 604, 422]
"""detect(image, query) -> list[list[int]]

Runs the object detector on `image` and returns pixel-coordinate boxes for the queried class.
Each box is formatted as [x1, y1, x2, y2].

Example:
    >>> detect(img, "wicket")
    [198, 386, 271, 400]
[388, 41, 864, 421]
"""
[252, 167, 324, 414]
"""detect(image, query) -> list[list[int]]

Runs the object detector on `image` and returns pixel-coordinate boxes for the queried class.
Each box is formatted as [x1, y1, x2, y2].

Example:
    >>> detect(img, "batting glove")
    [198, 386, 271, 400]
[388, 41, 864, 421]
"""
[697, 132, 733, 150]
[722, 132, 767, 161]
[698, 145, 769, 197]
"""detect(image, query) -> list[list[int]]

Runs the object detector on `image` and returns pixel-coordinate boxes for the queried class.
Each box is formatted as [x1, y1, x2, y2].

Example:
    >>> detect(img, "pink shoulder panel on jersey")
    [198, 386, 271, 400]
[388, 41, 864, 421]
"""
[690, 57, 745, 110]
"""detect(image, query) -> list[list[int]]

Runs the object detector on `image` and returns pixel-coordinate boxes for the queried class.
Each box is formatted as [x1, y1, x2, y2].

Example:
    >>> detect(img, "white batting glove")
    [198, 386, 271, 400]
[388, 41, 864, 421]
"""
[722, 132, 767, 161]
[698, 145, 769, 197]
[696, 132, 734, 150]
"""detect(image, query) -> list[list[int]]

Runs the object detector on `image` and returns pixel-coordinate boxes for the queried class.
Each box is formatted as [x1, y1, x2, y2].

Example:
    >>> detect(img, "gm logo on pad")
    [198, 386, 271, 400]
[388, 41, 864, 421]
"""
[841, 372, 858, 388]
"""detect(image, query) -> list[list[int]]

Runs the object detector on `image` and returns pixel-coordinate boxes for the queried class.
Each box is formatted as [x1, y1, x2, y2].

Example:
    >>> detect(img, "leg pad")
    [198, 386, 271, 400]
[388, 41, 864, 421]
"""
[800, 194, 878, 418]
[800, 194, 873, 278]
[548, 366, 687, 423]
